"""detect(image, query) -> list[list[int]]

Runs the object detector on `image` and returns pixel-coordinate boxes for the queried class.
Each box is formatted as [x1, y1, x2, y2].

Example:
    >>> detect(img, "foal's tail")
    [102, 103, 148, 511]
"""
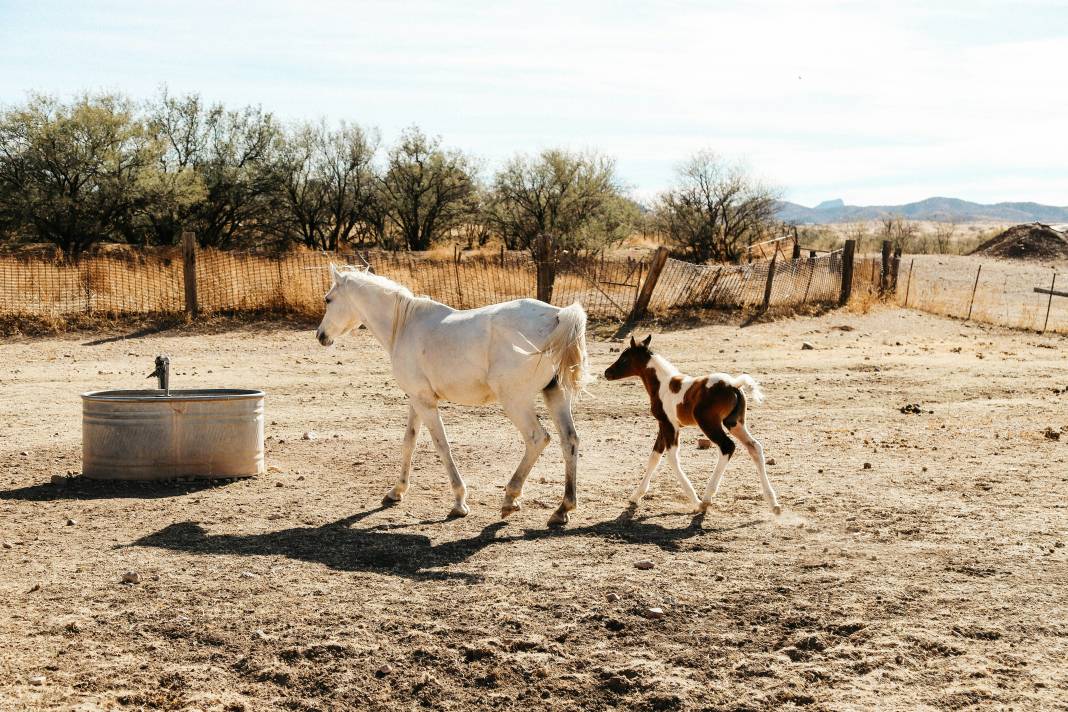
[725, 373, 765, 405]
[544, 303, 594, 398]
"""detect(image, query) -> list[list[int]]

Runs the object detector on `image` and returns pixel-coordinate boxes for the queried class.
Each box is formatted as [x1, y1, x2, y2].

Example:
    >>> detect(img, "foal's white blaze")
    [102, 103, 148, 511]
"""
[316, 266, 591, 525]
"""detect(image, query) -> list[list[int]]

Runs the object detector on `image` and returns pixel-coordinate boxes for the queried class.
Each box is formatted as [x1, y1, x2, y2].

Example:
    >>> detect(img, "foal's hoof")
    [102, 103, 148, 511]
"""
[772, 504, 783, 516]
[448, 503, 470, 519]
[698, 499, 712, 513]
[382, 490, 403, 506]
[500, 502, 521, 519]
[547, 508, 570, 527]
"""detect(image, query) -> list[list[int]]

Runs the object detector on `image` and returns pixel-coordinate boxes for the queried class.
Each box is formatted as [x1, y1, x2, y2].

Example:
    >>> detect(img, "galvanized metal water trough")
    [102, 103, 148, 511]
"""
[81, 357, 264, 480]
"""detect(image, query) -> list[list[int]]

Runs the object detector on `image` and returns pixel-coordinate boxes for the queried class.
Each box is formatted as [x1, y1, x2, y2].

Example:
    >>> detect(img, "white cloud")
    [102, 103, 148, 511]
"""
[1, 0, 1065, 205]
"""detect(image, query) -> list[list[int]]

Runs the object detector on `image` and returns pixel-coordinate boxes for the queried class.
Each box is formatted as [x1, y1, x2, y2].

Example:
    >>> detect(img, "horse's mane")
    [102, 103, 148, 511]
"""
[334, 265, 439, 349]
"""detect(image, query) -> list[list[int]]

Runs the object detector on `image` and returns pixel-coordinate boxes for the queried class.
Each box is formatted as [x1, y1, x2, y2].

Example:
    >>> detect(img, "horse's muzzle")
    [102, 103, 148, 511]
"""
[316, 329, 333, 347]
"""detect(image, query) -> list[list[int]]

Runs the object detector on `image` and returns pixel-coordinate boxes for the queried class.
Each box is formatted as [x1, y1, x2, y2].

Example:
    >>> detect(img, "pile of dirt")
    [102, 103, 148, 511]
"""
[971, 223, 1068, 260]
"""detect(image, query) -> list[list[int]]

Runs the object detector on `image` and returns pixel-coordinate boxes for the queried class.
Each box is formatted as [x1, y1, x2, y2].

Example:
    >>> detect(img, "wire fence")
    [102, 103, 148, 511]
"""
[648, 251, 845, 312]
[895, 255, 1068, 333]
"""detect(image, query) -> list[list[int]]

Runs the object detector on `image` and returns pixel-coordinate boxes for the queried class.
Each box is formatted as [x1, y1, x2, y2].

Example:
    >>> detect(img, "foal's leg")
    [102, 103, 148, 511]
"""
[629, 430, 666, 504]
[664, 436, 702, 511]
[500, 399, 550, 518]
[384, 404, 421, 504]
[411, 400, 469, 518]
[696, 418, 735, 512]
[728, 422, 781, 515]
[543, 381, 579, 526]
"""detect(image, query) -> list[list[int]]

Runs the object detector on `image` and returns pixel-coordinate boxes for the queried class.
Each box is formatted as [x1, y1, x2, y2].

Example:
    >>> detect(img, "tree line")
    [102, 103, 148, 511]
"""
[0, 91, 780, 261]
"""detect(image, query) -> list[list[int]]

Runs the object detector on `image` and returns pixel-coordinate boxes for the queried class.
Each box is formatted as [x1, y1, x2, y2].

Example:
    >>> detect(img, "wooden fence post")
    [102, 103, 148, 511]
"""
[617, 246, 669, 335]
[182, 230, 198, 317]
[761, 252, 778, 312]
[891, 246, 902, 292]
[839, 239, 856, 306]
[880, 240, 892, 295]
[966, 264, 982, 321]
[791, 240, 801, 260]
[534, 234, 555, 303]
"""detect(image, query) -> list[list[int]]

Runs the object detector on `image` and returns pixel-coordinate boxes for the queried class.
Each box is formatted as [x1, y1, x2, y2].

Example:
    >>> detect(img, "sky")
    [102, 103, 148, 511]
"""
[1, 0, 1066, 207]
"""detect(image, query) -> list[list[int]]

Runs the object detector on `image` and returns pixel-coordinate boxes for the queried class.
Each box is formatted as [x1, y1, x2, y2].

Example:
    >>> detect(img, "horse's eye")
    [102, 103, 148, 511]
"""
[325, 297, 331, 304]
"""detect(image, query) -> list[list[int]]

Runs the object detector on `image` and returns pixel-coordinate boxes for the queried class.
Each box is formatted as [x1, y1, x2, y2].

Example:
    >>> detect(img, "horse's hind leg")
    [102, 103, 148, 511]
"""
[500, 399, 550, 518]
[384, 404, 421, 504]
[543, 381, 579, 526]
[411, 400, 469, 518]
[697, 418, 735, 512]
[728, 422, 781, 515]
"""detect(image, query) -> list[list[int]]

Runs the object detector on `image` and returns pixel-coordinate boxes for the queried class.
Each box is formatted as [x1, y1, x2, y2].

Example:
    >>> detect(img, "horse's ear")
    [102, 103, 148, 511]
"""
[629, 336, 637, 348]
[329, 264, 340, 282]
[641, 334, 652, 347]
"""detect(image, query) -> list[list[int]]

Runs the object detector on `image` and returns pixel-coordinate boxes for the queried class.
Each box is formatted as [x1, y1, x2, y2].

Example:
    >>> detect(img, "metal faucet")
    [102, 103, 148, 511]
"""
[148, 355, 170, 395]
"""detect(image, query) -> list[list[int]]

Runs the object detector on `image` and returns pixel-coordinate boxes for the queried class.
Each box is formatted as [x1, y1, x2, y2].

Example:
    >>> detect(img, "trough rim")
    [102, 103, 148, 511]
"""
[81, 388, 265, 402]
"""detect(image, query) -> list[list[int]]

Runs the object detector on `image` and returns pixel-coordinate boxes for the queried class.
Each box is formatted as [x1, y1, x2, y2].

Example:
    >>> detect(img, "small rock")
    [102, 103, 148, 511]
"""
[862, 462, 872, 470]
[801, 342, 815, 350]
[634, 560, 655, 570]
[606, 593, 621, 603]
[51, 474, 66, 486]
[20, 451, 29, 457]
[252, 629, 269, 640]
[696, 438, 712, 450]
[29, 675, 45, 686]
[766, 457, 776, 466]
[121, 571, 141, 584]
[240, 571, 258, 579]
[376, 663, 393, 677]
[28, 583, 40, 593]
[66, 621, 82, 633]
[66, 518, 76, 526]
[275, 481, 284, 488]
[645, 607, 666, 620]
[302, 431, 317, 441]
[2, 541, 12, 549]
[714, 574, 725, 581]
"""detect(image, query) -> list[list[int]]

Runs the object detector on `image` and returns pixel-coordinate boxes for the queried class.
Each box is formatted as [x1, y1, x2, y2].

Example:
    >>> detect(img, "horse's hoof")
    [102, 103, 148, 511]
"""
[699, 500, 711, 513]
[448, 504, 470, 518]
[547, 509, 570, 527]
[772, 504, 783, 516]
[382, 491, 403, 506]
[500, 503, 520, 519]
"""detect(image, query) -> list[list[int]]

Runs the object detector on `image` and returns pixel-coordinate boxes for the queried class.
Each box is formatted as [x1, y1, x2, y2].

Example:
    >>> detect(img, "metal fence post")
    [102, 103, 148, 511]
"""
[839, 239, 856, 306]
[182, 230, 198, 317]
[966, 264, 982, 321]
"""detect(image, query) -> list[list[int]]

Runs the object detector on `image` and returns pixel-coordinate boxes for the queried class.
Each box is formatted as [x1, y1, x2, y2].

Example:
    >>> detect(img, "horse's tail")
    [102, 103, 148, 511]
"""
[725, 373, 765, 406]
[544, 302, 593, 398]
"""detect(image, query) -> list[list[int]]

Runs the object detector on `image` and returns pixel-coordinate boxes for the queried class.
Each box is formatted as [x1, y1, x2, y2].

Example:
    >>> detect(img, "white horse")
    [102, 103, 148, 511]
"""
[315, 265, 592, 525]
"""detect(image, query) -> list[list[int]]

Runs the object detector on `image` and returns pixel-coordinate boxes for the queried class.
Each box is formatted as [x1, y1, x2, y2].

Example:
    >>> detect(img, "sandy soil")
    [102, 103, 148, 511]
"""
[1, 308, 1066, 711]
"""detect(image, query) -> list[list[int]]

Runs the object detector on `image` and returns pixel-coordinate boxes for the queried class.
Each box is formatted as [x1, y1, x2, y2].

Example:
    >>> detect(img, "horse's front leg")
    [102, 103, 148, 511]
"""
[543, 382, 579, 526]
[383, 404, 421, 505]
[630, 430, 667, 504]
[411, 400, 469, 518]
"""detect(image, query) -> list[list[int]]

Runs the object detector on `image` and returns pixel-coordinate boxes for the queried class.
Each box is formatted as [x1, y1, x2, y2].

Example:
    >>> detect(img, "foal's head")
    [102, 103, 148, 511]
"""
[604, 335, 654, 380]
[315, 265, 364, 346]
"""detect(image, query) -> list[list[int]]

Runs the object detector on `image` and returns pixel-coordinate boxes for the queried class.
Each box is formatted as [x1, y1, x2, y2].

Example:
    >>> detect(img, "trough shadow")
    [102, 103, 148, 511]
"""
[81, 323, 177, 346]
[132, 505, 762, 583]
[0, 477, 240, 502]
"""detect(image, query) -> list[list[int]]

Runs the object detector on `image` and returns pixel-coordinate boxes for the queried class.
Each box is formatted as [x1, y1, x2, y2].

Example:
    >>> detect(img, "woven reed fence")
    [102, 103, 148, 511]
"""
[0, 242, 853, 322]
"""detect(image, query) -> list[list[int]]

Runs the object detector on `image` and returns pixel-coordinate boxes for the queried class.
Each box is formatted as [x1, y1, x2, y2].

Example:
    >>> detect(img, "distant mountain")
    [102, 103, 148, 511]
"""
[777, 197, 1068, 224]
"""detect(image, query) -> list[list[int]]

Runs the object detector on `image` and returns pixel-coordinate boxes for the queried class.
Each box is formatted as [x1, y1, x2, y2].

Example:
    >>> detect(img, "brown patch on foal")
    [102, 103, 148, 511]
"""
[639, 367, 676, 452]
[677, 379, 740, 428]
[669, 376, 683, 393]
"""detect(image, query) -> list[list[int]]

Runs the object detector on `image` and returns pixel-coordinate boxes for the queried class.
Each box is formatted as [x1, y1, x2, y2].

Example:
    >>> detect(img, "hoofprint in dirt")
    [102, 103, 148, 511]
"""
[0, 309, 1065, 710]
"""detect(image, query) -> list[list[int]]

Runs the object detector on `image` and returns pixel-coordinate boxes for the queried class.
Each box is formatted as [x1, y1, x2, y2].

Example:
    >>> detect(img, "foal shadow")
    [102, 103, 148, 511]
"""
[133, 505, 762, 583]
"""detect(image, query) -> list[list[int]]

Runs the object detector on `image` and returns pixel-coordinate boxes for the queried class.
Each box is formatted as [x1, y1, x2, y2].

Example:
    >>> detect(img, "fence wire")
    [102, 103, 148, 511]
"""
[648, 251, 844, 312]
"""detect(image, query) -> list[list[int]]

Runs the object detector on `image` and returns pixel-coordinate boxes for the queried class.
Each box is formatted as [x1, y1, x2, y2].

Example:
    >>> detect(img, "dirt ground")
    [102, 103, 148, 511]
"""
[1, 308, 1066, 711]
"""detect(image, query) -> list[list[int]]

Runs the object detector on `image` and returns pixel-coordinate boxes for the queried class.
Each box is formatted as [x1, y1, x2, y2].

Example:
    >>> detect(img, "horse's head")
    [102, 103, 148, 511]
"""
[604, 334, 653, 380]
[316, 265, 363, 347]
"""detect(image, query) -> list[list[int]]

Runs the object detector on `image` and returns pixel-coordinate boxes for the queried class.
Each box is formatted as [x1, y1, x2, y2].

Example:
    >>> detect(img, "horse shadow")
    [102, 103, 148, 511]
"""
[133, 505, 762, 583]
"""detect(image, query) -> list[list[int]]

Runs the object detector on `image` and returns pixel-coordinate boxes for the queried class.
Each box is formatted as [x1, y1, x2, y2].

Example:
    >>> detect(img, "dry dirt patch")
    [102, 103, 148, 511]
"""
[1, 309, 1066, 710]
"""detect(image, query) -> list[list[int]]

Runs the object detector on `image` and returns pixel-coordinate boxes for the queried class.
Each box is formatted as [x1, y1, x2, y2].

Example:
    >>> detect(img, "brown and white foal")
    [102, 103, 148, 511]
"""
[604, 335, 781, 515]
